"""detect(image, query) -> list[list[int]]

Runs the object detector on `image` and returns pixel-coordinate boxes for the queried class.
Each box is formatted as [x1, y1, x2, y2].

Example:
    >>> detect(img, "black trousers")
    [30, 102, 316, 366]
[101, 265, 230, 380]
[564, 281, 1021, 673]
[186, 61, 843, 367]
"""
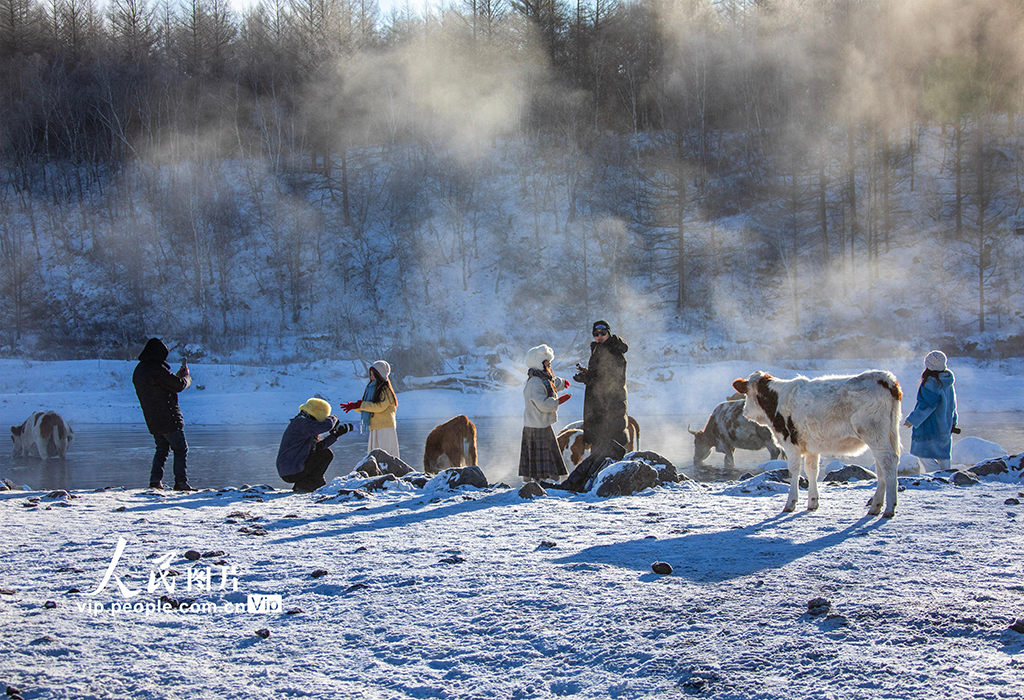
[282, 443, 334, 492]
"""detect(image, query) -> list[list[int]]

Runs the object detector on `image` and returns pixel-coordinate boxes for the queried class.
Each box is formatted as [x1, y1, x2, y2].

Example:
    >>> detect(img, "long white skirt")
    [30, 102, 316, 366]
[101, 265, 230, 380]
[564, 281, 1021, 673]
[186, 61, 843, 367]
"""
[367, 427, 400, 460]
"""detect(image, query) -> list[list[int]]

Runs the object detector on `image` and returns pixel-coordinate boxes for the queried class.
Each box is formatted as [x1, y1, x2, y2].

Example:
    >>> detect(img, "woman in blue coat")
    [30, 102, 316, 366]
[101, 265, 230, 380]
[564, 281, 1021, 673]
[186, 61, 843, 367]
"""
[904, 351, 959, 471]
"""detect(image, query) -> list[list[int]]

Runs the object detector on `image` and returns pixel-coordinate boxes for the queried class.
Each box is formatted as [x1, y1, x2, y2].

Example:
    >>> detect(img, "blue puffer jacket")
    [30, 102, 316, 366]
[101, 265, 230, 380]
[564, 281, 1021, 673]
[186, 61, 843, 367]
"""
[906, 371, 958, 460]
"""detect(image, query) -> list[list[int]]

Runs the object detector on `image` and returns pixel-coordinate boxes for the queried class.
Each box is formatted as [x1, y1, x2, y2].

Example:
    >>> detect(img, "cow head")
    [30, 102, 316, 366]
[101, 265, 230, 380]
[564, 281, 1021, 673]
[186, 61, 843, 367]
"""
[688, 425, 713, 467]
[11, 424, 27, 456]
[733, 372, 774, 428]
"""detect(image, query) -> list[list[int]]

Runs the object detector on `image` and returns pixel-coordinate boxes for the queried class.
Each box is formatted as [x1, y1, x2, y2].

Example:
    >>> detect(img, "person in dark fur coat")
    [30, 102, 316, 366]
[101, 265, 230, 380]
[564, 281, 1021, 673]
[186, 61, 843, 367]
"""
[573, 320, 629, 454]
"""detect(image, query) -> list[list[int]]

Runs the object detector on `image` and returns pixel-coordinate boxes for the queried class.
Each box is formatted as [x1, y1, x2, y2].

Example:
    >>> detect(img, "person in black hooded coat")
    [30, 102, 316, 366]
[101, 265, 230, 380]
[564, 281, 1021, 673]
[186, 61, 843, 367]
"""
[573, 320, 629, 453]
[132, 338, 193, 490]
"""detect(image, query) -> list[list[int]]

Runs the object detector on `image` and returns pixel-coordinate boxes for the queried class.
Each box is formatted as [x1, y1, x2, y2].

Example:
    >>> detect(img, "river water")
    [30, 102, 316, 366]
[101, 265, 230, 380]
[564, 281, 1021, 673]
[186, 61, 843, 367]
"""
[3, 413, 1022, 492]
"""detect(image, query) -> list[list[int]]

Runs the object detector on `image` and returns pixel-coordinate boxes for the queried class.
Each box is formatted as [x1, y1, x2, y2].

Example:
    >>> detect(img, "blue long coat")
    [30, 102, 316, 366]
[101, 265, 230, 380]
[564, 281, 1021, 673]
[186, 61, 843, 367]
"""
[906, 371, 958, 460]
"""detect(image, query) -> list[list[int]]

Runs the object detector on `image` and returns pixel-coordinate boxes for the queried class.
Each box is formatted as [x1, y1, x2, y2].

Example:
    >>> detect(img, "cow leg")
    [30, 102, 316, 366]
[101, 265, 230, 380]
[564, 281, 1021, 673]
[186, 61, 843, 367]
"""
[723, 447, 735, 469]
[804, 454, 820, 510]
[869, 447, 899, 517]
[35, 437, 50, 461]
[784, 453, 802, 512]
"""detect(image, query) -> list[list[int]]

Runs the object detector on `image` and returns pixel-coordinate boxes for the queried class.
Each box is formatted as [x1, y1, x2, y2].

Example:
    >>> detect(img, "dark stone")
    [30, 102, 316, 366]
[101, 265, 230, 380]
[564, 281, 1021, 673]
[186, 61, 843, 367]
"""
[624, 451, 679, 484]
[255, 628, 270, 639]
[518, 482, 546, 499]
[6, 686, 23, 697]
[159, 595, 180, 609]
[440, 555, 466, 564]
[1009, 619, 1024, 634]
[285, 608, 303, 615]
[1005, 498, 1021, 506]
[184, 550, 201, 561]
[67, 588, 81, 594]
[808, 597, 831, 616]
[343, 583, 369, 594]
[115, 506, 126, 512]
[202, 550, 225, 558]
[952, 470, 980, 486]
[538, 541, 557, 550]
[594, 461, 659, 497]
[367, 449, 414, 477]
[311, 569, 328, 579]
[651, 561, 673, 575]
[360, 475, 397, 492]
[43, 600, 57, 609]
[354, 458, 384, 477]
[823, 465, 877, 483]
[404, 476, 429, 489]
[440, 466, 488, 489]
[969, 459, 1008, 477]
[563, 441, 627, 493]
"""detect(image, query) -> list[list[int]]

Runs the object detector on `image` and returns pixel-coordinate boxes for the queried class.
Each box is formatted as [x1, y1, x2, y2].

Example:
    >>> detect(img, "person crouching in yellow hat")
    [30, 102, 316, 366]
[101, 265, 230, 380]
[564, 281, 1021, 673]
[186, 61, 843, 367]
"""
[276, 398, 354, 492]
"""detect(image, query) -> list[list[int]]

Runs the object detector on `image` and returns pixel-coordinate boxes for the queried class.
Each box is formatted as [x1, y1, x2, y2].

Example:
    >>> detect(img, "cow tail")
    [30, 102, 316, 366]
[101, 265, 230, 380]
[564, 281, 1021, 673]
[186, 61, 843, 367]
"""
[889, 396, 902, 457]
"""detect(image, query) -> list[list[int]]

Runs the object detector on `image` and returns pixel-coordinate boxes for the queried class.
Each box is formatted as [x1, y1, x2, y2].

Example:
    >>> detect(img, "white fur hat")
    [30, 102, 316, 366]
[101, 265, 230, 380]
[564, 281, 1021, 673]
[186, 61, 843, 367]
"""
[925, 351, 947, 372]
[371, 360, 391, 380]
[525, 344, 555, 371]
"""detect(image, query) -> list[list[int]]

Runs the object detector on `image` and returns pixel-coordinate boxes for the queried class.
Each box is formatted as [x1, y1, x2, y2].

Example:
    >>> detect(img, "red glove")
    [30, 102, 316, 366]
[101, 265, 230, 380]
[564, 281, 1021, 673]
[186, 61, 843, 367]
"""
[558, 393, 572, 405]
[563, 379, 570, 388]
[340, 400, 362, 413]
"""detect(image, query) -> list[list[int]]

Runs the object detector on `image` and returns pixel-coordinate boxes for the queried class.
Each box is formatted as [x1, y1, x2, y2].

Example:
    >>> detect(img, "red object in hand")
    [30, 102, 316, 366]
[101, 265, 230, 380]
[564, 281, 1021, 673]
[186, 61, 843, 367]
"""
[340, 400, 362, 413]
[563, 379, 570, 388]
[558, 394, 572, 405]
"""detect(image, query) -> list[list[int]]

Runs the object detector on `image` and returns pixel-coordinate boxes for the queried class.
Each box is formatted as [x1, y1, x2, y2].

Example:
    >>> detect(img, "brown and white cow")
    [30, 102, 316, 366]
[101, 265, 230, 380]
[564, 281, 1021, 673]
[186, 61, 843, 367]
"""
[732, 371, 903, 517]
[11, 411, 74, 460]
[689, 400, 782, 468]
[556, 416, 641, 467]
[423, 415, 478, 474]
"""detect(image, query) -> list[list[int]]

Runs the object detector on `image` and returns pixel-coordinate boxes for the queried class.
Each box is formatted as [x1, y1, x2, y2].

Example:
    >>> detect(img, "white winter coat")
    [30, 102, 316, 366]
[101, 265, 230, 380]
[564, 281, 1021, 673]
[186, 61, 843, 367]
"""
[523, 374, 569, 429]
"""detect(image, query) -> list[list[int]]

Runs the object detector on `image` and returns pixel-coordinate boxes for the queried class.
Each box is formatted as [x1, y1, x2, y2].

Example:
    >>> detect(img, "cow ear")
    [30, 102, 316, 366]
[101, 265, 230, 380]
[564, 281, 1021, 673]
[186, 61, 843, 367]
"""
[732, 379, 749, 394]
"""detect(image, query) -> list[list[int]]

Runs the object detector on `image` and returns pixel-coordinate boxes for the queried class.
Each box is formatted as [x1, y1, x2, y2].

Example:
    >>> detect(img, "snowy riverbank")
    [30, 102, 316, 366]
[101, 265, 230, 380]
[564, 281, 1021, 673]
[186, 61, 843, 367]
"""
[3, 356, 1024, 428]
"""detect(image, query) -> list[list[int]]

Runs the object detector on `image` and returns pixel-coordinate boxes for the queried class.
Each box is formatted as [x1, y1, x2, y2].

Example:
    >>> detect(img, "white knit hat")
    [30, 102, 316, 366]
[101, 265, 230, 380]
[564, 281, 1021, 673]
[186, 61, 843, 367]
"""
[524, 344, 555, 371]
[924, 350, 947, 372]
[371, 360, 391, 380]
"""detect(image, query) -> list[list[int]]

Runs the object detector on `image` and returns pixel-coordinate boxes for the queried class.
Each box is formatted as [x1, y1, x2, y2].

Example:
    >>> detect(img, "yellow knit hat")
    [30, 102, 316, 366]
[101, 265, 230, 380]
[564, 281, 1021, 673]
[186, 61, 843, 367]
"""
[299, 398, 331, 421]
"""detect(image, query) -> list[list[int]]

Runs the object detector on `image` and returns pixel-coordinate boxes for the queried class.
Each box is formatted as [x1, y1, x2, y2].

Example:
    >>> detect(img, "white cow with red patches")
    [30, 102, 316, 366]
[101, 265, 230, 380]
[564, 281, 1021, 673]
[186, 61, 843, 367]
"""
[732, 370, 903, 517]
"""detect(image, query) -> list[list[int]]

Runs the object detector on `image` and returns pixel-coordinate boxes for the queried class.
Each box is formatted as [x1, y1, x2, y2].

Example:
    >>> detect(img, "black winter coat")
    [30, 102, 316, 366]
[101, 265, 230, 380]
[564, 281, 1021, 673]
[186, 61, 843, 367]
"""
[132, 338, 191, 436]
[574, 334, 629, 449]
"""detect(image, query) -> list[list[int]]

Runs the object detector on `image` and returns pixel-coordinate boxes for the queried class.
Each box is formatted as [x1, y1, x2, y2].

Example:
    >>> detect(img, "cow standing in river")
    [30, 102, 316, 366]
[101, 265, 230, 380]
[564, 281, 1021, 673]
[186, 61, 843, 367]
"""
[689, 400, 782, 468]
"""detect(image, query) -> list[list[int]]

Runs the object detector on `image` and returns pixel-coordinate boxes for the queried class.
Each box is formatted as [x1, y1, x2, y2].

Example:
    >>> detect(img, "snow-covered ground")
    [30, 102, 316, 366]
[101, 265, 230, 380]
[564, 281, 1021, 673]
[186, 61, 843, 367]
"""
[3, 355, 1024, 699]
[2, 471, 1024, 699]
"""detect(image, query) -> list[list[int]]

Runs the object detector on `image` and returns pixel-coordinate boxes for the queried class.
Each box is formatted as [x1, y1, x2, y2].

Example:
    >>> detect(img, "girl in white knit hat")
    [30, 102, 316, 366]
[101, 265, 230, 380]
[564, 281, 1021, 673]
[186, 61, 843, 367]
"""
[519, 344, 572, 482]
[341, 360, 400, 458]
[904, 350, 959, 472]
